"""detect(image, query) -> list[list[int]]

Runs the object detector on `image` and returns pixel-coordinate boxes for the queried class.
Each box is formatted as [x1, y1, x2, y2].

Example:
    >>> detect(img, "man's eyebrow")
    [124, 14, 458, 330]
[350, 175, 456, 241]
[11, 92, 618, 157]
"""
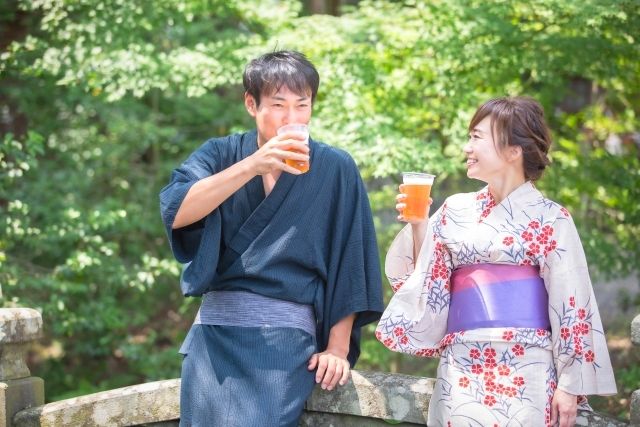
[269, 95, 311, 101]
[470, 128, 484, 134]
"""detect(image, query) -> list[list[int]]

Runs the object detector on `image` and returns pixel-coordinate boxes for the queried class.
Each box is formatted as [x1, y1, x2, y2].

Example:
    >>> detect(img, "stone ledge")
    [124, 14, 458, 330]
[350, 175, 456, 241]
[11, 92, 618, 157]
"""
[631, 389, 640, 427]
[631, 314, 640, 347]
[12, 371, 629, 426]
[0, 309, 42, 345]
[1, 377, 45, 426]
[13, 380, 180, 427]
[304, 370, 433, 424]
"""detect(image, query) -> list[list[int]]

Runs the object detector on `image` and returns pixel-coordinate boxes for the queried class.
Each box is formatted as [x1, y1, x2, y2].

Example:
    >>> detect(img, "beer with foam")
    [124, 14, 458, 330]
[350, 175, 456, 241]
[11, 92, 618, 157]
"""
[402, 172, 435, 221]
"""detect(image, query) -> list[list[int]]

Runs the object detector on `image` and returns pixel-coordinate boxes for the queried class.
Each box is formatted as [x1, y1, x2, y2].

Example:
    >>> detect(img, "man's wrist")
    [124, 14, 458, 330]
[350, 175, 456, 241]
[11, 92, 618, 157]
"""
[325, 346, 349, 359]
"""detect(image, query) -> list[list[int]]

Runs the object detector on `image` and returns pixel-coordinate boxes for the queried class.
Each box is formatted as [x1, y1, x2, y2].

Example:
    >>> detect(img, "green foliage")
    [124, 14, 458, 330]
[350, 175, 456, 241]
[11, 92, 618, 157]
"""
[1, 0, 638, 411]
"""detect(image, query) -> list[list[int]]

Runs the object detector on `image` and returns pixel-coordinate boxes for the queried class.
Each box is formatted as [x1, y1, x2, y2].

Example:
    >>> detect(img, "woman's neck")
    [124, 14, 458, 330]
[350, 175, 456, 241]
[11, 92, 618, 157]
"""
[487, 174, 527, 204]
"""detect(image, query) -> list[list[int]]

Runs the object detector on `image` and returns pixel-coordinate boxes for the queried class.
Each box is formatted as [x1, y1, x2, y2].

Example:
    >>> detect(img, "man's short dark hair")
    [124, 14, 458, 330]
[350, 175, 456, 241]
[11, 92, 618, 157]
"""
[243, 50, 319, 106]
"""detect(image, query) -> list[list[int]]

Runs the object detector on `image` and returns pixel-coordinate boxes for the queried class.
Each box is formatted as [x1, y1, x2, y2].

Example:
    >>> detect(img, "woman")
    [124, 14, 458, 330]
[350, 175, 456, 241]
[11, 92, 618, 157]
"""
[376, 96, 616, 427]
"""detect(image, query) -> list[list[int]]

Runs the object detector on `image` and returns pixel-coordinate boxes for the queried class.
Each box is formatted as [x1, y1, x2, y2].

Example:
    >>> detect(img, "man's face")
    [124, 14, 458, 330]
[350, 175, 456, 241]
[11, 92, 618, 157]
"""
[245, 85, 313, 147]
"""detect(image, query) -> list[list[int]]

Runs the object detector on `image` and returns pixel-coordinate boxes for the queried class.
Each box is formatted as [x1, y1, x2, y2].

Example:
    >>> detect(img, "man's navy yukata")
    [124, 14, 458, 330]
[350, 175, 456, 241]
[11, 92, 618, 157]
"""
[160, 130, 384, 426]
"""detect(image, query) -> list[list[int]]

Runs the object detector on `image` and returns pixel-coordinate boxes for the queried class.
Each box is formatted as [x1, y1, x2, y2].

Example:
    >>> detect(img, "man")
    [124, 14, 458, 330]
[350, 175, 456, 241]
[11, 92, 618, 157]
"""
[160, 50, 383, 427]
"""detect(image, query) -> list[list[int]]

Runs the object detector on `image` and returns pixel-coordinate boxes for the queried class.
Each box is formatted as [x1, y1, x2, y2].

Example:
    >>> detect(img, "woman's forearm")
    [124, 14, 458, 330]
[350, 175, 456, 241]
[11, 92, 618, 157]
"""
[411, 221, 429, 262]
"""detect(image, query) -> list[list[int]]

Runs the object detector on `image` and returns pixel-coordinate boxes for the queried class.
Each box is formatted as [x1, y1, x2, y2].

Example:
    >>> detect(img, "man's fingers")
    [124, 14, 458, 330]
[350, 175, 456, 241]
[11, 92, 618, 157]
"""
[325, 359, 343, 390]
[315, 356, 327, 384]
[311, 353, 351, 390]
[274, 139, 309, 153]
[269, 148, 308, 162]
[275, 131, 307, 143]
[307, 354, 318, 371]
[273, 161, 302, 175]
[396, 203, 406, 211]
[321, 357, 336, 390]
[280, 150, 309, 162]
[339, 362, 350, 386]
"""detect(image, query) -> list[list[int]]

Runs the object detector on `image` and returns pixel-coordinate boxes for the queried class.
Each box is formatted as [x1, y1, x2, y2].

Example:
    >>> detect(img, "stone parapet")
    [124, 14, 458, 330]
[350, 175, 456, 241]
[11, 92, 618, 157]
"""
[0, 309, 42, 381]
[630, 389, 639, 427]
[631, 314, 640, 347]
[1, 304, 631, 426]
[0, 308, 44, 427]
[13, 371, 628, 426]
[631, 314, 640, 427]
[301, 370, 433, 425]
[14, 380, 179, 427]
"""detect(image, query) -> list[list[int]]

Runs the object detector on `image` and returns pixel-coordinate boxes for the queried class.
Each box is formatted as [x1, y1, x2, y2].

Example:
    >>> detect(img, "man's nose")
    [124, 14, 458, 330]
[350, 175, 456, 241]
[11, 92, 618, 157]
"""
[287, 106, 307, 125]
[281, 107, 295, 125]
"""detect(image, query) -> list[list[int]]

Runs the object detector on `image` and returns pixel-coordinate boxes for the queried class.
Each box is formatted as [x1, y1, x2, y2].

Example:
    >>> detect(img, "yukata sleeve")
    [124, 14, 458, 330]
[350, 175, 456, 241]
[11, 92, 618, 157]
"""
[323, 157, 384, 366]
[376, 204, 453, 357]
[384, 221, 417, 292]
[542, 209, 617, 396]
[159, 140, 224, 296]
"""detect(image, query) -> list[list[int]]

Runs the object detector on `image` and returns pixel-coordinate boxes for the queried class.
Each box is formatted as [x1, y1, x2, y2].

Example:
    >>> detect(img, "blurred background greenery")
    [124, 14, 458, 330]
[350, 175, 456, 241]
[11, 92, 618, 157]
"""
[1, 0, 638, 421]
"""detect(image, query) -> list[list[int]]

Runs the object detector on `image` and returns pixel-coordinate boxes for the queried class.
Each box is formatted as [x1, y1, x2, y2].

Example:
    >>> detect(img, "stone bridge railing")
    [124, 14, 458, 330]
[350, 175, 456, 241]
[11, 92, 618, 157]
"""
[1, 308, 637, 426]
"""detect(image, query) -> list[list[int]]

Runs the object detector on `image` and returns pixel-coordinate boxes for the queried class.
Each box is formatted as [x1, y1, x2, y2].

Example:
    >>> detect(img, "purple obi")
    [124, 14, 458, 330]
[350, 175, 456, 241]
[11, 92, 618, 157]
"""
[446, 263, 551, 334]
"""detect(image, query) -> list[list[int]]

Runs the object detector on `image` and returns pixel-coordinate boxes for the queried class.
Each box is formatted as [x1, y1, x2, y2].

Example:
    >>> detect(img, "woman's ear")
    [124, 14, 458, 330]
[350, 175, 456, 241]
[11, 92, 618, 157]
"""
[507, 145, 523, 162]
[244, 92, 257, 117]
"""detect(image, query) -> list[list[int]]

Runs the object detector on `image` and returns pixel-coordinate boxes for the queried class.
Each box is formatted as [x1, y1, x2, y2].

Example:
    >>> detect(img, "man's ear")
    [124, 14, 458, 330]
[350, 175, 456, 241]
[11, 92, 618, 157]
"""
[244, 92, 257, 117]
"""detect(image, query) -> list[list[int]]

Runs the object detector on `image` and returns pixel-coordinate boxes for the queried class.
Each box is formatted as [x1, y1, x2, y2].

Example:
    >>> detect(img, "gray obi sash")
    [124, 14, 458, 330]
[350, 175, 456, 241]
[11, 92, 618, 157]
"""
[195, 290, 317, 338]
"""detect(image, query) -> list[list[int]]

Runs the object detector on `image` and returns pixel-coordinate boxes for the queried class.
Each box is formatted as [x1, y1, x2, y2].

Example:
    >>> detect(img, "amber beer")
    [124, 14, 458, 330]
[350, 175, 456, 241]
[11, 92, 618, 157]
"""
[277, 124, 310, 173]
[402, 172, 435, 221]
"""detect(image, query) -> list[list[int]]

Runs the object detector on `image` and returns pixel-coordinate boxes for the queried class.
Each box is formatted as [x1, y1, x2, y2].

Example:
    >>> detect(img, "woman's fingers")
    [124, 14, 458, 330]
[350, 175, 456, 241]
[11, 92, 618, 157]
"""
[550, 400, 558, 426]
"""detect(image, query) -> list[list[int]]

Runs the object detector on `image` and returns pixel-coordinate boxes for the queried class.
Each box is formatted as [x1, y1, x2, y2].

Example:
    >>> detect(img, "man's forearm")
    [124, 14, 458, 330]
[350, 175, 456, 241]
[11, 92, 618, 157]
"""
[325, 314, 356, 359]
[173, 158, 256, 229]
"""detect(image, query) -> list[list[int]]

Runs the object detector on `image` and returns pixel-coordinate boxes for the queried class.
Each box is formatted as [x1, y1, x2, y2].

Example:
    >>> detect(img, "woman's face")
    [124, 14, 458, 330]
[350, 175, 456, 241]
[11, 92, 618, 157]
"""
[463, 115, 510, 183]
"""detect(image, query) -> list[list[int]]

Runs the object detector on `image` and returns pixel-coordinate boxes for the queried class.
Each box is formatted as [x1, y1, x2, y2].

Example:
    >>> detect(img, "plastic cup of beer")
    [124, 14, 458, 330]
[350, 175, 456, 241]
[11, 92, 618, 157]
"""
[277, 123, 310, 173]
[401, 172, 435, 221]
